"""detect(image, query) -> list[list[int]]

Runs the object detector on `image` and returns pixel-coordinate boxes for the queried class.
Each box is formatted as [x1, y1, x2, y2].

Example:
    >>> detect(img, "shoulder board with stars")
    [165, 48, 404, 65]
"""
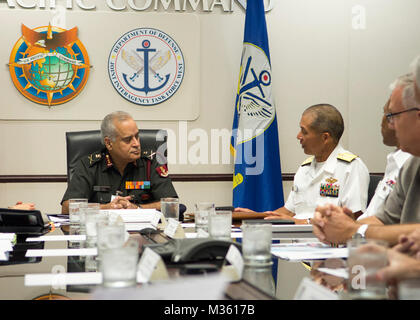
[301, 156, 314, 166]
[88, 152, 103, 166]
[337, 152, 358, 163]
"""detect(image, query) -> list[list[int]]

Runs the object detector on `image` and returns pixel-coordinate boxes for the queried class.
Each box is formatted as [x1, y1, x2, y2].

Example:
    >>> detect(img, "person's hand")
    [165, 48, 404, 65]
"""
[310, 259, 346, 293]
[234, 207, 256, 214]
[263, 211, 291, 220]
[311, 210, 330, 244]
[113, 196, 138, 209]
[10, 202, 36, 210]
[376, 249, 420, 284]
[392, 229, 420, 258]
[312, 204, 359, 244]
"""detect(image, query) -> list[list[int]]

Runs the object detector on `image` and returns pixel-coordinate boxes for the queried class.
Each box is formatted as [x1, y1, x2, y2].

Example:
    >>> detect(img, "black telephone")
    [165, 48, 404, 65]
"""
[143, 238, 241, 266]
[0, 208, 51, 236]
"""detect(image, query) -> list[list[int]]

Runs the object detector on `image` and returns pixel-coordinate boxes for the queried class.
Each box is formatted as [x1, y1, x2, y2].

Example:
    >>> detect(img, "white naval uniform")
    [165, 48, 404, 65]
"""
[357, 149, 412, 220]
[284, 145, 370, 220]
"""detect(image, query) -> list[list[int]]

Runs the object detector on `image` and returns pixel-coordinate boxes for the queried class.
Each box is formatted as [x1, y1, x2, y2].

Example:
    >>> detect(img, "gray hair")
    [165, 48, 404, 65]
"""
[101, 111, 133, 143]
[303, 104, 344, 144]
[389, 73, 419, 109]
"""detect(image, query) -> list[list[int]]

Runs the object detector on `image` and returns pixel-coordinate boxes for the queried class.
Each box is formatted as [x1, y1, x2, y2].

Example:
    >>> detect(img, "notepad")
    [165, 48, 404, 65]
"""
[26, 235, 86, 242]
[103, 209, 159, 223]
[25, 272, 102, 286]
[25, 248, 97, 257]
[271, 242, 348, 261]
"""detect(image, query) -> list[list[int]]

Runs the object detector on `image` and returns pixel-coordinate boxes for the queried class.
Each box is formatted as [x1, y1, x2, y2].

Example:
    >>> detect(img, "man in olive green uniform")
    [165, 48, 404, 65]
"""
[61, 111, 177, 214]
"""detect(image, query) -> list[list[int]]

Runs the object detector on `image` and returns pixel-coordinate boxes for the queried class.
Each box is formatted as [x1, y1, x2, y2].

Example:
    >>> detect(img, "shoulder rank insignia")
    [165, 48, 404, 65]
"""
[156, 164, 169, 177]
[88, 152, 102, 166]
[301, 156, 314, 166]
[337, 152, 358, 163]
[142, 150, 156, 160]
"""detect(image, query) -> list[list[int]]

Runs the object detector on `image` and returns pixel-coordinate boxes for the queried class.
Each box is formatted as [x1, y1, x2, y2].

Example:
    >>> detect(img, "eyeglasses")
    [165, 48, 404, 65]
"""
[386, 107, 420, 123]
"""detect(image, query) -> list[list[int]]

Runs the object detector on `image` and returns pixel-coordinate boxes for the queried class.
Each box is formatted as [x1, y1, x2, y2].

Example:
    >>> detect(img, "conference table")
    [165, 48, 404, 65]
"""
[0, 215, 346, 301]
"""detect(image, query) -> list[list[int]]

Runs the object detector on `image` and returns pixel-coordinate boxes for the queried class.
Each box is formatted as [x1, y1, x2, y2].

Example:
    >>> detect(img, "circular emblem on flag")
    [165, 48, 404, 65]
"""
[108, 28, 185, 106]
[235, 43, 275, 144]
[8, 24, 90, 107]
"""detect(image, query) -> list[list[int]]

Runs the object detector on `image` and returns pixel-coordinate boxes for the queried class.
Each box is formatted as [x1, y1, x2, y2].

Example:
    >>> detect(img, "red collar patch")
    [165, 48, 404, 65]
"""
[156, 164, 169, 177]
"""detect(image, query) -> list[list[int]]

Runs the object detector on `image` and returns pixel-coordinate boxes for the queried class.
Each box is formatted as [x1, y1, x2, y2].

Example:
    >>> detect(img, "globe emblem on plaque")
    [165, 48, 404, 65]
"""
[108, 28, 185, 106]
[8, 24, 90, 107]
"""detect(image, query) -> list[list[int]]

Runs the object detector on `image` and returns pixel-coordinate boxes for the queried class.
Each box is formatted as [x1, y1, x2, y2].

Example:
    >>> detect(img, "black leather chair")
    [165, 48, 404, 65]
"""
[65, 129, 186, 218]
[367, 174, 384, 207]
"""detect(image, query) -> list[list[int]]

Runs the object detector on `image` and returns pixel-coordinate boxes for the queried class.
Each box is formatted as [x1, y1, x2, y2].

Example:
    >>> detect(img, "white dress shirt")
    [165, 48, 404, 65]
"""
[285, 145, 370, 220]
[357, 149, 412, 220]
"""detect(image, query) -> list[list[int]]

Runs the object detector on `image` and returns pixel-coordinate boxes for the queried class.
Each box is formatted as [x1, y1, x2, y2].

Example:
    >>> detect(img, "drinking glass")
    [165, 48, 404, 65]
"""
[194, 202, 214, 233]
[68, 198, 88, 226]
[208, 210, 232, 240]
[346, 238, 388, 300]
[161, 198, 179, 220]
[85, 205, 107, 244]
[101, 239, 139, 288]
[97, 220, 126, 258]
[241, 222, 272, 266]
[398, 279, 420, 300]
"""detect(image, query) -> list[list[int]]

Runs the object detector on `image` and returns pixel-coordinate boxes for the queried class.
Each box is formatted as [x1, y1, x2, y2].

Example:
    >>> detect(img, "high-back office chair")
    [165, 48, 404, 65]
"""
[367, 174, 384, 207]
[65, 129, 186, 217]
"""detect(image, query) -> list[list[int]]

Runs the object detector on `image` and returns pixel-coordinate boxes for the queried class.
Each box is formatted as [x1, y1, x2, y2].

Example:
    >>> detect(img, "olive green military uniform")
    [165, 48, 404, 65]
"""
[61, 148, 177, 206]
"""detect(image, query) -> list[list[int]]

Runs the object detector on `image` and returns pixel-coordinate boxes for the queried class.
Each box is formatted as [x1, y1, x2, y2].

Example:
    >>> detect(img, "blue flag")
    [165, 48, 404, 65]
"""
[231, 0, 284, 212]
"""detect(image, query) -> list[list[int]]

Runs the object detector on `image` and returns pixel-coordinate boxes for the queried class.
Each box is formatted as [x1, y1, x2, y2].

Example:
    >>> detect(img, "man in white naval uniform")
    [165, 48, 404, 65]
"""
[235, 104, 370, 224]
[357, 99, 411, 220]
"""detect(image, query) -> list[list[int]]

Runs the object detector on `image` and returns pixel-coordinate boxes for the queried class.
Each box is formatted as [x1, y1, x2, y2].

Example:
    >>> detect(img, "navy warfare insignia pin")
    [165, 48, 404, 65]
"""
[108, 28, 185, 106]
[8, 24, 90, 107]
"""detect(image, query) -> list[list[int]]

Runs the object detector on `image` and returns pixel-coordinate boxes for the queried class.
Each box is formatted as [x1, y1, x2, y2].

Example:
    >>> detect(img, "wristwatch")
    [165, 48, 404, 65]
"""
[352, 224, 369, 239]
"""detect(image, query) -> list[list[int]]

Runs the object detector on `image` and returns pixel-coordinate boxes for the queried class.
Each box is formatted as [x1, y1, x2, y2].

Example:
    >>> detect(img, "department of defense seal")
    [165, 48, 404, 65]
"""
[108, 28, 185, 106]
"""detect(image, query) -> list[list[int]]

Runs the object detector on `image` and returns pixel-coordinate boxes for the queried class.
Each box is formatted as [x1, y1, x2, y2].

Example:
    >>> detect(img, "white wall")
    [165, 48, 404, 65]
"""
[1, 0, 419, 213]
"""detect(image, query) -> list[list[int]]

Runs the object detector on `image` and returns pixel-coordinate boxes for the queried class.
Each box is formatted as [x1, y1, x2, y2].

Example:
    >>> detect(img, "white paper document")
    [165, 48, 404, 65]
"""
[26, 235, 86, 242]
[48, 216, 70, 223]
[102, 209, 158, 223]
[0, 233, 16, 241]
[25, 248, 97, 257]
[294, 277, 339, 300]
[317, 267, 349, 279]
[271, 242, 348, 261]
[0, 240, 13, 251]
[0, 251, 8, 261]
[124, 223, 156, 232]
[184, 232, 243, 239]
[25, 272, 102, 286]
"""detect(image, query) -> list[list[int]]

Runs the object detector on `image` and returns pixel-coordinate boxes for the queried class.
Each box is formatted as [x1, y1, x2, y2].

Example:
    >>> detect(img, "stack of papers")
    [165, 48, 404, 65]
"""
[47, 215, 70, 227]
[271, 242, 348, 261]
[0, 233, 16, 261]
[103, 209, 159, 232]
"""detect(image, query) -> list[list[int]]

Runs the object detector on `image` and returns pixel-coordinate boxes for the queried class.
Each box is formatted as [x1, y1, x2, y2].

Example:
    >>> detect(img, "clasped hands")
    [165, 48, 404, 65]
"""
[311, 204, 358, 245]
[106, 196, 138, 210]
